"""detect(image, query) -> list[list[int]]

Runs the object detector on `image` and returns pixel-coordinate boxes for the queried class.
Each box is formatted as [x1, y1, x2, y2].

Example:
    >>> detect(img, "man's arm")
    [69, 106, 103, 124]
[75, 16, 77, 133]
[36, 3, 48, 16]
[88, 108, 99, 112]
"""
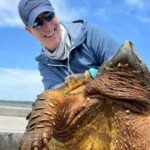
[38, 63, 64, 90]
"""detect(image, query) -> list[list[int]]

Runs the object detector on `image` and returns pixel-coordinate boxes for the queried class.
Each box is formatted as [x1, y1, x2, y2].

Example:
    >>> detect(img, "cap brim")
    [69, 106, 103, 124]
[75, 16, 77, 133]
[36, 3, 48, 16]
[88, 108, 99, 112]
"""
[28, 5, 54, 27]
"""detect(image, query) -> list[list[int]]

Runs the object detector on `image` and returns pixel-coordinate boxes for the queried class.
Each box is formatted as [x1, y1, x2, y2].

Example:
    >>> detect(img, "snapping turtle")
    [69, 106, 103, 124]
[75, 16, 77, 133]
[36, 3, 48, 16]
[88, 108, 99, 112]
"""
[20, 41, 150, 150]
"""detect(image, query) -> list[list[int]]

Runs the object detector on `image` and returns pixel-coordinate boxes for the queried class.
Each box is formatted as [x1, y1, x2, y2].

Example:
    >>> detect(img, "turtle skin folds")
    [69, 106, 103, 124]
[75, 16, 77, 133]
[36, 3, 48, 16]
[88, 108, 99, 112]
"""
[85, 63, 150, 150]
[20, 41, 150, 150]
[20, 81, 100, 150]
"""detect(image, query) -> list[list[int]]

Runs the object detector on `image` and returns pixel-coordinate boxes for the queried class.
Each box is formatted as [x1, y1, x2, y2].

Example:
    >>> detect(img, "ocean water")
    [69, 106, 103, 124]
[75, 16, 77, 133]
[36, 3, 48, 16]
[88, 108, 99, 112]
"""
[0, 100, 32, 108]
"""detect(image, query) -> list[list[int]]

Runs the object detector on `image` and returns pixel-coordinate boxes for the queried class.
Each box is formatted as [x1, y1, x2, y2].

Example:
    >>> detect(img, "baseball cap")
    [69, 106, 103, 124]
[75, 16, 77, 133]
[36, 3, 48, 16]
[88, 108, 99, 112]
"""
[18, 0, 54, 27]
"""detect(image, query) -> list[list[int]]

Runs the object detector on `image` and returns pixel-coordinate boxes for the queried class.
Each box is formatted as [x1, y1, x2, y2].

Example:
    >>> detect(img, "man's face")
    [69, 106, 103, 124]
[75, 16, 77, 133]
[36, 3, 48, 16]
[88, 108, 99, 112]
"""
[26, 12, 61, 51]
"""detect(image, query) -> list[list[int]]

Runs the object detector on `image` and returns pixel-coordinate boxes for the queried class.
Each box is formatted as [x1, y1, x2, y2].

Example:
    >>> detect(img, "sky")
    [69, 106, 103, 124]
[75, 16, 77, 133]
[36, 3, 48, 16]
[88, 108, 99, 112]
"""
[0, 0, 150, 101]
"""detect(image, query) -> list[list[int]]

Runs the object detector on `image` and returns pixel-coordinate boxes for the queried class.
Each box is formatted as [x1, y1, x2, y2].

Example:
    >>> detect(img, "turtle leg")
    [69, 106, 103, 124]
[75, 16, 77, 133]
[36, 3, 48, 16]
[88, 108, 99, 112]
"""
[52, 94, 100, 142]
[20, 90, 99, 149]
[20, 90, 67, 150]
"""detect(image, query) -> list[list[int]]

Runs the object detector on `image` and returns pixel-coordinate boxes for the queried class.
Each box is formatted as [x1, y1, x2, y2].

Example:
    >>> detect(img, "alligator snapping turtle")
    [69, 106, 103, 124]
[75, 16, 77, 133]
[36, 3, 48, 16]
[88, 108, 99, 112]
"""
[20, 41, 150, 150]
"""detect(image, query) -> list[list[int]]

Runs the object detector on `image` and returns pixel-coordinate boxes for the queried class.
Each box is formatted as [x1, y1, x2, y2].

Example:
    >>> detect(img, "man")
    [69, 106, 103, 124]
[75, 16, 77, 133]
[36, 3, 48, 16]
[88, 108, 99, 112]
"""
[18, 0, 120, 90]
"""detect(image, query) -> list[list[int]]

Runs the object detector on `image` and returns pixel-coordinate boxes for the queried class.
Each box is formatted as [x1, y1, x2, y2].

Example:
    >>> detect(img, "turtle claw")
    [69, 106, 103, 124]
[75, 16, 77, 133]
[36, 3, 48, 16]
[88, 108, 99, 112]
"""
[43, 137, 49, 145]
[20, 128, 52, 150]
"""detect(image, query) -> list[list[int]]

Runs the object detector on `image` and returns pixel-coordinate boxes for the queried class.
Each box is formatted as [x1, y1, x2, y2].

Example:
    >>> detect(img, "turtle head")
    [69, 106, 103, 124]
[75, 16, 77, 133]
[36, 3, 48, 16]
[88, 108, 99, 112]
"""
[98, 40, 149, 80]
[85, 40, 150, 113]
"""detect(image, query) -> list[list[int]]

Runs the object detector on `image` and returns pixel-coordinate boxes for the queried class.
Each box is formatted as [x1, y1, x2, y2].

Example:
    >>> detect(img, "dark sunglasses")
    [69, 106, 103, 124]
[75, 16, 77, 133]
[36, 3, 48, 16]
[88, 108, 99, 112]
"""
[32, 12, 55, 29]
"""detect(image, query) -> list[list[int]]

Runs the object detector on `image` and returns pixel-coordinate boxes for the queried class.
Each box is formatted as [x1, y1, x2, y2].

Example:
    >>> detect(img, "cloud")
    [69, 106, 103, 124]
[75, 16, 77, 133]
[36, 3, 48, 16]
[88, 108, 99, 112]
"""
[0, 0, 22, 27]
[0, 68, 43, 101]
[50, 0, 80, 21]
[137, 16, 150, 23]
[95, 8, 109, 21]
[0, 0, 81, 27]
[1, 0, 149, 27]
[125, 0, 144, 9]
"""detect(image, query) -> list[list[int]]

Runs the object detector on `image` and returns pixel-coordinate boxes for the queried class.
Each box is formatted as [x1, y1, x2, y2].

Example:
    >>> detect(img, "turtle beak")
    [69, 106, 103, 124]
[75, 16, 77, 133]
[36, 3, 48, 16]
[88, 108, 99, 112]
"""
[98, 40, 149, 77]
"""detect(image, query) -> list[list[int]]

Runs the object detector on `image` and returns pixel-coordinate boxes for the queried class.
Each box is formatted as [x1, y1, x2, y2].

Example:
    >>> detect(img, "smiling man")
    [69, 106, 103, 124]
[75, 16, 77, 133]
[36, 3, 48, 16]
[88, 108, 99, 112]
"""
[27, 12, 61, 51]
[18, 0, 120, 90]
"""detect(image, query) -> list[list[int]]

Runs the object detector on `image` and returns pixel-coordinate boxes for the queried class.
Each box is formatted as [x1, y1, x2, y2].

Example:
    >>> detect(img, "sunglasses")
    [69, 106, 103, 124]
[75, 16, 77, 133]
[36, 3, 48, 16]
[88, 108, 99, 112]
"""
[32, 12, 55, 29]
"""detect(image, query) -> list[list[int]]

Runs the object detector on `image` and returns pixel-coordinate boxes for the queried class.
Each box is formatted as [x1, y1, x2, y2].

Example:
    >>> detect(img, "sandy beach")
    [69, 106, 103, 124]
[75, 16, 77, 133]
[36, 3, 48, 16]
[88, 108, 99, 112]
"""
[0, 100, 32, 149]
[0, 100, 32, 132]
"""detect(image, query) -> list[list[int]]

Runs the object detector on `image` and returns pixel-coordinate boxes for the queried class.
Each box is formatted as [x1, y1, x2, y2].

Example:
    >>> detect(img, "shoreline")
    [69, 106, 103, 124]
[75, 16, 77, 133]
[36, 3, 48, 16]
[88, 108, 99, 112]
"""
[0, 100, 32, 117]
[0, 99, 33, 108]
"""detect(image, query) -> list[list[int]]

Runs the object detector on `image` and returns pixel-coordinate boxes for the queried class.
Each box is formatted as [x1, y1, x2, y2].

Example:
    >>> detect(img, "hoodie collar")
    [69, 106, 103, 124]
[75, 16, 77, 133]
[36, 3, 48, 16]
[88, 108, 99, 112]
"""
[61, 20, 87, 47]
